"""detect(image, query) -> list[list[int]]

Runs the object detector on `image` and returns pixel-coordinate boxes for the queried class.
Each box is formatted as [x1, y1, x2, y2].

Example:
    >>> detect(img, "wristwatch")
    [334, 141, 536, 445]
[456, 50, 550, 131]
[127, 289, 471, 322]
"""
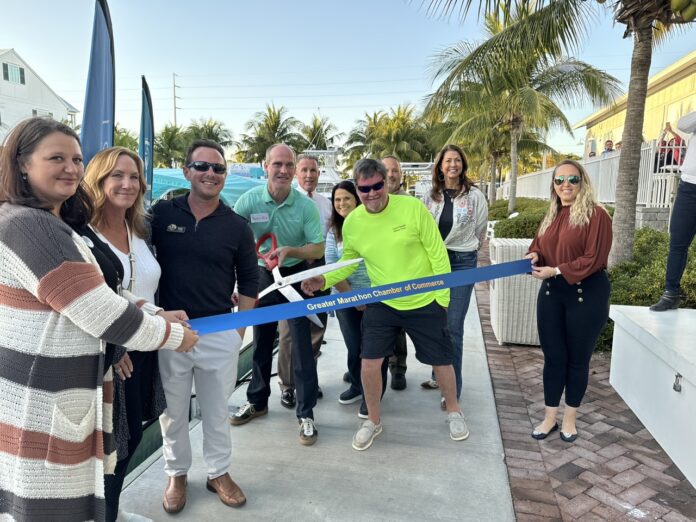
[554, 267, 561, 276]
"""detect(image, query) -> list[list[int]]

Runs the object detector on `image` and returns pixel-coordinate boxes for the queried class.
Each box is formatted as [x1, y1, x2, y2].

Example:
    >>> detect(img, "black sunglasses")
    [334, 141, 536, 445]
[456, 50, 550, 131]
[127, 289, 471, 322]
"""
[356, 180, 385, 193]
[187, 161, 227, 175]
[553, 175, 581, 186]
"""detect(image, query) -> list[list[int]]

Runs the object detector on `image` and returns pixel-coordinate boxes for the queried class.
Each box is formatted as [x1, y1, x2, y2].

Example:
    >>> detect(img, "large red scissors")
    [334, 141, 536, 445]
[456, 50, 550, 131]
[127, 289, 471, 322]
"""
[255, 233, 363, 327]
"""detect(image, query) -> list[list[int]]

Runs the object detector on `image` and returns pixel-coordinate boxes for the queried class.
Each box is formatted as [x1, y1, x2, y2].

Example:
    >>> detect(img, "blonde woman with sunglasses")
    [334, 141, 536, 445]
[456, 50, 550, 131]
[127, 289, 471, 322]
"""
[524, 160, 613, 443]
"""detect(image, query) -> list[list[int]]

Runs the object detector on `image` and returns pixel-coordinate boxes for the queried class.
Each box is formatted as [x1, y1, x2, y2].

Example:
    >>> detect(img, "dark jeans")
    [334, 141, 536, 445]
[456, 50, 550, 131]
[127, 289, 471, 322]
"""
[104, 351, 154, 522]
[247, 264, 318, 419]
[447, 250, 477, 400]
[336, 305, 387, 396]
[537, 270, 610, 408]
[665, 180, 696, 294]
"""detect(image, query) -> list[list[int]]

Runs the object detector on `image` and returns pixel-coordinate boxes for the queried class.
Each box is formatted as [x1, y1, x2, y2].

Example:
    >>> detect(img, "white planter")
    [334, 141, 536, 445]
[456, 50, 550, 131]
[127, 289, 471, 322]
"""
[609, 305, 696, 488]
[489, 238, 541, 345]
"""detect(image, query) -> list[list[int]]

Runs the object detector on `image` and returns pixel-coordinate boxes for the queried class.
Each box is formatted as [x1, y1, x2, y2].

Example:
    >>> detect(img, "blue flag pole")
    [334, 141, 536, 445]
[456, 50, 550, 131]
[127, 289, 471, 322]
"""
[139, 75, 154, 207]
[81, 0, 115, 165]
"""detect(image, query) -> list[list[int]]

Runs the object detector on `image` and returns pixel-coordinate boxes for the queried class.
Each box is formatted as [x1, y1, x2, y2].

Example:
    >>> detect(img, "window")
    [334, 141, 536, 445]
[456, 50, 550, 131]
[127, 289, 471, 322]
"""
[2, 63, 26, 85]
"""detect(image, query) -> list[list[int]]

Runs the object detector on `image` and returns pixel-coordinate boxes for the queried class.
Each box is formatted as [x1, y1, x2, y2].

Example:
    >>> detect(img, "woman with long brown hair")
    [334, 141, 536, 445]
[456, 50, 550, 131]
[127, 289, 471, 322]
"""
[0, 118, 197, 521]
[422, 144, 488, 410]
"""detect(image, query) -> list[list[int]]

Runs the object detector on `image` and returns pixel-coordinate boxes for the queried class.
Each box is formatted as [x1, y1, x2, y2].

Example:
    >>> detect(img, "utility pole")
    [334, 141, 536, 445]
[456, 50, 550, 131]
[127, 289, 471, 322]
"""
[172, 72, 180, 126]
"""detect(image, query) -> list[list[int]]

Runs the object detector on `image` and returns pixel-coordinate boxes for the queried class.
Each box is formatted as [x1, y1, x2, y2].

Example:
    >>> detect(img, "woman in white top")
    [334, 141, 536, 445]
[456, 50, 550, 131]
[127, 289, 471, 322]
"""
[84, 146, 187, 522]
[422, 144, 488, 409]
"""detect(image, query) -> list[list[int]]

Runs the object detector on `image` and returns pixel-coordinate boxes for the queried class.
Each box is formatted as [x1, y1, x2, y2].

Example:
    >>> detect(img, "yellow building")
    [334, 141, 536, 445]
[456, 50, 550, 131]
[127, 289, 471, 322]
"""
[575, 49, 696, 155]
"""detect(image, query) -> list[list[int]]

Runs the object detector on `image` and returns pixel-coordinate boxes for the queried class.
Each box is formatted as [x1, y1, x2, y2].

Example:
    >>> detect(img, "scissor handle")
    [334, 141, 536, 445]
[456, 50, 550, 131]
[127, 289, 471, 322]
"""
[256, 232, 278, 270]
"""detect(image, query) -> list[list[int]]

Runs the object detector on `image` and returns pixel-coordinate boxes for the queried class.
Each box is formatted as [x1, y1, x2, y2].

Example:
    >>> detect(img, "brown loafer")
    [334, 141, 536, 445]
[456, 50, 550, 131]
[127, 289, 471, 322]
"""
[206, 473, 247, 508]
[163, 475, 187, 514]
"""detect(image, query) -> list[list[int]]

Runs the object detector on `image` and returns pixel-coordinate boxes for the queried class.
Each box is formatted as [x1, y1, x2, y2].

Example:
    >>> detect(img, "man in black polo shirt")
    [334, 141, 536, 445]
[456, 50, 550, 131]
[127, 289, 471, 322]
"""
[153, 139, 258, 515]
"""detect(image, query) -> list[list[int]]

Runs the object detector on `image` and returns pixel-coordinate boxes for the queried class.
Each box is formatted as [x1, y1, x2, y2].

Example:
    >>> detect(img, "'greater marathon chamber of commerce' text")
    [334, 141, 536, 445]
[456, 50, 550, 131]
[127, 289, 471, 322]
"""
[305, 279, 446, 311]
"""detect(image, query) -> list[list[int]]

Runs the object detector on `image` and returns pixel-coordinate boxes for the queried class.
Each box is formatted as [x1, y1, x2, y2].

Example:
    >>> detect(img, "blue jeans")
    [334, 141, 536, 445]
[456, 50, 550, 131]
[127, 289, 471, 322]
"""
[447, 250, 477, 400]
[665, 180, 696, 294]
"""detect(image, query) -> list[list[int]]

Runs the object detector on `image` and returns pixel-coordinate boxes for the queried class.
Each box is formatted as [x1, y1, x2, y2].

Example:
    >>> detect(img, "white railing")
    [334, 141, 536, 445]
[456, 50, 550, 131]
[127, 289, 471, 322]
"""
[496, 140, 689, 207]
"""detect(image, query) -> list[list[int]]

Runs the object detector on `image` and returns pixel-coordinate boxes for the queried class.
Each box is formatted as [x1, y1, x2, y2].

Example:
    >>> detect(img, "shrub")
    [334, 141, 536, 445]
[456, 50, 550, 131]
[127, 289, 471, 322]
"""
[596, 227, 696, 351]
[494, 210, 545, 239]
[488, 197, 548, 220]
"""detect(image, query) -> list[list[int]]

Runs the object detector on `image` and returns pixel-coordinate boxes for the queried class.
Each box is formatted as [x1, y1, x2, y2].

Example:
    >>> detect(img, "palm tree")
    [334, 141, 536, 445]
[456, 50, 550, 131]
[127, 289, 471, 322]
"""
[374, 105, 429, 161]
[299, 114, 344, 151]
[114, 123, 138, 152]
[344, 111, 386, 165]
[185, 118, 233, 147]
[428, 7, 620, 214]
[154, 123, 186, 168]
[236, 104, 303, 163]
[425, 0, 695, 264]
[344, 106, 430, 170]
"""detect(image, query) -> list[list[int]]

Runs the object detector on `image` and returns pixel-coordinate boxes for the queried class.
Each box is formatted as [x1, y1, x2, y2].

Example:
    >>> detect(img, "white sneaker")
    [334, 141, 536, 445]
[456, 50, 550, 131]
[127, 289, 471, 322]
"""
[352, 420, 383, 451]
[447, 411, 469, 441]
[117, 509, 153, 522]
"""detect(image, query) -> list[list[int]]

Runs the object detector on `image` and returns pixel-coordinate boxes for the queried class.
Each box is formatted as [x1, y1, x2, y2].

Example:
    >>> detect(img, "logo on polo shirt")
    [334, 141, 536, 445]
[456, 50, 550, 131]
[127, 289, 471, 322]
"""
[167, 224, 186, 233]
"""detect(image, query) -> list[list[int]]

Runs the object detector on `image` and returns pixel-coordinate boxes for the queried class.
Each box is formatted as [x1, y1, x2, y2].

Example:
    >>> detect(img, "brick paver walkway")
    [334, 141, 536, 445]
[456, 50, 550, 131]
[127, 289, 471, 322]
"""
[475, 244, 696, 521]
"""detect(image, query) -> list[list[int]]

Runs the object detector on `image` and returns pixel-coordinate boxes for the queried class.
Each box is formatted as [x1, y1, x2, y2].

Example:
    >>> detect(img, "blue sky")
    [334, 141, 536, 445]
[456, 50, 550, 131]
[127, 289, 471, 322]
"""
[4, 0, 696, 155]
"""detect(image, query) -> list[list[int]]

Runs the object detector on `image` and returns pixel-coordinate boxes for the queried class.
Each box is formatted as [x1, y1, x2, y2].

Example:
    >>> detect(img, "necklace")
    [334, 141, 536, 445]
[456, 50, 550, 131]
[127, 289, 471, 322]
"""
[444, 188, 459, 202]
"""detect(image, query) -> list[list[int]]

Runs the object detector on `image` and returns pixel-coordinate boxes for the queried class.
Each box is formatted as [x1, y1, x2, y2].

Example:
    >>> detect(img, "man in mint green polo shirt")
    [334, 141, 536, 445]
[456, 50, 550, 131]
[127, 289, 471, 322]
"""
[302, 158, 469, 451]
[231, 144, 324, 446]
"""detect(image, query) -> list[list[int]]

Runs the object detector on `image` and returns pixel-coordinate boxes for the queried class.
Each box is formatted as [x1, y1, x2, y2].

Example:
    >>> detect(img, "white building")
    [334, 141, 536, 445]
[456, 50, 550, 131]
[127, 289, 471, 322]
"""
[0, 48, 78, 142]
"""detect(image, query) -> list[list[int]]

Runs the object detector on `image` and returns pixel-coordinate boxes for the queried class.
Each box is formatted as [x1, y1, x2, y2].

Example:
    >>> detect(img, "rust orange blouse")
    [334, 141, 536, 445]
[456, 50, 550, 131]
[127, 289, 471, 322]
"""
[528, 205, 613, 285]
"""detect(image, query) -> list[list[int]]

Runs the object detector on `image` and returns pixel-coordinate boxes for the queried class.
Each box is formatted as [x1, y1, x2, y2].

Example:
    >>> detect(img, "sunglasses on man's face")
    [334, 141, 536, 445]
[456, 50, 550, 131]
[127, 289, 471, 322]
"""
[187, 161, 227, 175]
[356, 180, 385, 193]
[554, 175, 581, 186]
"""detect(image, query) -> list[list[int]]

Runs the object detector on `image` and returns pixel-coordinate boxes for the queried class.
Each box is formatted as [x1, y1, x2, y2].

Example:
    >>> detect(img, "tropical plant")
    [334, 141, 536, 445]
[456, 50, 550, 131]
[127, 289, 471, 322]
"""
[428, 6, 620, 214]
[299, 114, 344, 151]
[185, 118, 233, 147]
[343, 111, 388, 168]
[154, 123, 186, 168]
[236, 104, 303, 163]
[114, 123, 138, 152]
[425, 0, 696, 265]
[344, 105, 431, 171]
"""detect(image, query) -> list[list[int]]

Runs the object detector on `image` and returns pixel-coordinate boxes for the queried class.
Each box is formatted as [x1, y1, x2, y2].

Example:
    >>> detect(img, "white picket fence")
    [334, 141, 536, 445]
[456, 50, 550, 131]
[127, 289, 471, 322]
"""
[496, 140, 689, 207]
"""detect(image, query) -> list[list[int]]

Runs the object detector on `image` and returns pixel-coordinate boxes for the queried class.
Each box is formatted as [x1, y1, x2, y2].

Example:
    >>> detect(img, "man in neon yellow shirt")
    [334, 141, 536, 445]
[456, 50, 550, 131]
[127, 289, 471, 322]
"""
[302, 159, 469, 450]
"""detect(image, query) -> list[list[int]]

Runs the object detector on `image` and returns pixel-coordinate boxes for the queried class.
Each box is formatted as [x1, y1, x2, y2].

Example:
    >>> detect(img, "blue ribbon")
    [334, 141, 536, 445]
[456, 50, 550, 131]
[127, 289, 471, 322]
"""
[189, 258, 532, 335]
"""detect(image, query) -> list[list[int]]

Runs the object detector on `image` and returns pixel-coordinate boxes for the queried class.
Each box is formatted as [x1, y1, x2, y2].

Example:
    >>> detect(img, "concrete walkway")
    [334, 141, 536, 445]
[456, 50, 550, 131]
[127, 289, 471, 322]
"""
[120, 296, 514, 521]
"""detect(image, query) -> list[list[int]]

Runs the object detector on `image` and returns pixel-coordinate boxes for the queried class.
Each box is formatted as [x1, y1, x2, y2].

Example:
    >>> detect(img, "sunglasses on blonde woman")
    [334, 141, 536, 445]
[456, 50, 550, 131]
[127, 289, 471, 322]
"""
[553, 175, 581, 186]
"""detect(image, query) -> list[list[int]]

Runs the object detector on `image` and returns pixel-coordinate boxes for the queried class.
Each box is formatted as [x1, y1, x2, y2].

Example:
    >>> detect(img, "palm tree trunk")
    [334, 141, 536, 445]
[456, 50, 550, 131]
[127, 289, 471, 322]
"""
[488, 154, 497, 204]
[608, 25, 653, 267]
[507, 125, 520, 215]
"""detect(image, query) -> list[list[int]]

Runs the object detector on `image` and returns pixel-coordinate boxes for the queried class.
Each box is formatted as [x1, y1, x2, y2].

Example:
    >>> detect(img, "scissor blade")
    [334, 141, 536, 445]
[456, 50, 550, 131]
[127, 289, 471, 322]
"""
[278, 285, 324, 328]
[258, 282, 281, 299]
[280, 258, 364, 287]
[257, 266, 286, 299]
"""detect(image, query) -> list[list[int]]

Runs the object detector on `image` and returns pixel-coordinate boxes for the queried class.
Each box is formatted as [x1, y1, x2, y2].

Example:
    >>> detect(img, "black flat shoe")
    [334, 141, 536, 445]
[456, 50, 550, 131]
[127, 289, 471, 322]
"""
[560, 431, 578, 443]
[531, 422, 558, 440]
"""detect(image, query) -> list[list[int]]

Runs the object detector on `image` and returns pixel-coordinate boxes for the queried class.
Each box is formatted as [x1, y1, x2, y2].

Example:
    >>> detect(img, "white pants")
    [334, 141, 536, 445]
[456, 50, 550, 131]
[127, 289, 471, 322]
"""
[158, 330, 241, 479]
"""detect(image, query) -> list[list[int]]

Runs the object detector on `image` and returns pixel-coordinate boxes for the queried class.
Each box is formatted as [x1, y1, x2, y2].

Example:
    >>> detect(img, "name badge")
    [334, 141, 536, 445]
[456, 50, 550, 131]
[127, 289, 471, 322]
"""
[167, 224, 186, 233]
[250, 213, 270, 223]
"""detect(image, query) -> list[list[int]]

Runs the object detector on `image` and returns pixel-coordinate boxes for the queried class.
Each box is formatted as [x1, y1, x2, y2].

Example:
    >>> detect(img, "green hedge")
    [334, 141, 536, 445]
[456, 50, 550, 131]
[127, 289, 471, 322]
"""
[597, 228, 696, 351]
[488, 197, 548, 220]
[493, 202, 614, 240]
